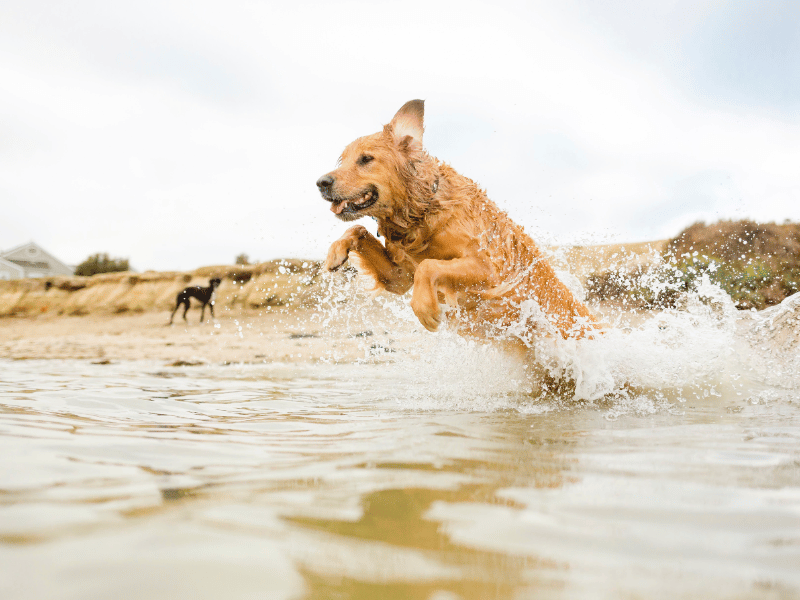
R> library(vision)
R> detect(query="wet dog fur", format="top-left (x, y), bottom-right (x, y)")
top-left (317, 100), bottom-right (601, 342)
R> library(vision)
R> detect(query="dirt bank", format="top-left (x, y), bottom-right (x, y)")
top-left (586, 220), bottom-right (800, 310)
top-left (0, 259), bottom-right (323, 319)
top-left (664, 220), bottom-right (800, 308)
top-left (0, 244), bottom-right (668, 320)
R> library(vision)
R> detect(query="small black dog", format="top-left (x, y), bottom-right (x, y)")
top-left (169, 277), bottom-right (221, 324)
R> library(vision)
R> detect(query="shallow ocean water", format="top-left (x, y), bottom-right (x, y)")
top-left (1, 346), bottom-right (799, 599)
top-left (1, 289), bottom-right (800, 599)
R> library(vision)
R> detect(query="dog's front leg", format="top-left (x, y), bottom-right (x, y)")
top-left (411, 256), bottom-right (494, 332)
top-left (326, 225), bottom-right (413, 294)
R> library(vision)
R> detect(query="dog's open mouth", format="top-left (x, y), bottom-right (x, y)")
top-left (328, 186), bottom-right (378, 220)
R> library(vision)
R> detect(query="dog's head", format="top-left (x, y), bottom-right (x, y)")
top-left (209, 277), bottom-right (221, 288)
top-left (316, 100), bottom-right (426, 222)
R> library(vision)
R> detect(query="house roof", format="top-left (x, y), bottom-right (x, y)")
top-left (1, 241), bottom-right (74, 275)
top-left (0, 256), bottom-right (25, 275)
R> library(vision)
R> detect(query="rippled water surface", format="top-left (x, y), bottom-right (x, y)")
top-left (1, 343), bottom-right (799, 600)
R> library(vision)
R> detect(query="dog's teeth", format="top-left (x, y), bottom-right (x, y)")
top-left (351, 191), bottom-right (372, 206)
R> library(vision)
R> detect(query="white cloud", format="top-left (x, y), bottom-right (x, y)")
top-left (1, 0), bottom-right (798, 270)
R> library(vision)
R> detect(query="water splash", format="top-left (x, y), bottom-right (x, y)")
top-left (314, 262), bottom-right (800, 412)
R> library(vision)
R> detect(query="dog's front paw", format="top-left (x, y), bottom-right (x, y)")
top-left (411, 294), bottom-right (442, 332)
top-left (417, 308), bottom-right (442, 332)
top-left (325, 239), bottom-right (351, 271)
top-left (326, 226), bottom-right (368, 271)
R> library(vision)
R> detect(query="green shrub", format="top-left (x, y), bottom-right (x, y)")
top-left (74, 253), bottom-right (130, 277)
top-left (671, 253), bottom-right (776, 309)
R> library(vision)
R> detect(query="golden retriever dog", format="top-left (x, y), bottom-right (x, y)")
top-left (316, 100), bottom-right (601, 342)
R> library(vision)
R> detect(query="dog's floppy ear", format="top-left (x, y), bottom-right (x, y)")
top-left (387, 99), bottom-right (424, 153)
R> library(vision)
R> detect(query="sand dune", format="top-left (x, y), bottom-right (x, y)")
top-left (0, 243), bottom-right (668, 320)
top-left (0, 259), bottom-right (321, 319)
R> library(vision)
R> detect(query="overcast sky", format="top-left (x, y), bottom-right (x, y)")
top-left (1, 0), bottom-right (798, 271)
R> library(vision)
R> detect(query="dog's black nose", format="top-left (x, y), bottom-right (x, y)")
top-left (316, 174), bottom-right (334, 190)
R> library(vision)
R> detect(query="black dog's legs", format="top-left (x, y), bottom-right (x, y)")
top-left (200, 303), bottom-right (206, 323)
top-left (170, 299), bottom-right (185, 325)
top-left (182, 300), bottom-right (190, 322)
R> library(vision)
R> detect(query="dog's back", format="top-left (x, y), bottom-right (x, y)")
top-left (445, 169), bottom-right (599, 338)
top-left (177, 285), bottom-right (209, 303)
top-left (354, 160), bottom-right (600, 339)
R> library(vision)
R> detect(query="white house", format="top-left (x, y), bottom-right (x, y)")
top-left (0, 257), bottom-right (25, 280)
top-left (0, 242), bottom-right (74, 279)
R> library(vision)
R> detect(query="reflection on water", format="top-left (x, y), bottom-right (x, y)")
top-left (1, 356), bottom-right (799, 600)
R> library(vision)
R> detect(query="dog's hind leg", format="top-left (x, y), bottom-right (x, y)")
top-left (169, 303), bottom-right (179, 325)
top-left (199, 303), bottom-right (206, 324)
top-left (170, 295), bottom-right (186, 325)
top-left (181, 300), bottom-right (190, 323)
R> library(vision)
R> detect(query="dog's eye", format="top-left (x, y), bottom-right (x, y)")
top-left (358, 155), bottom-right (374, 165)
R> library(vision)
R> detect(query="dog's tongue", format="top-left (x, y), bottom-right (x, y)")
top-left (331, 201), bottom-right (348, 215)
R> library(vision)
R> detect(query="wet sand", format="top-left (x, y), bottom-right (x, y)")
top-left (0, 305), bottom-right (416, 365)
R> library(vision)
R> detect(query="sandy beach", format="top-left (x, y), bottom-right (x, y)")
top-left (0, 305), bottom-right (419, 365)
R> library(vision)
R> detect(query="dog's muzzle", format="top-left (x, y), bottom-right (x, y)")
top-left (316, 175), bottom-right (378, 221)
